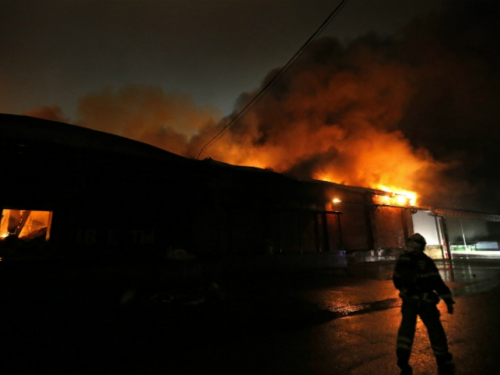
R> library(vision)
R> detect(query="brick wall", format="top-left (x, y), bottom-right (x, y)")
top-left (374, 206), bottom-right (406, 249)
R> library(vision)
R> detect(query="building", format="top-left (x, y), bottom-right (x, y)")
top-left (1, 114), bottom-right (499, 272)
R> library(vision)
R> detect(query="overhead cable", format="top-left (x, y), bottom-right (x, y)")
top-left (197, 0), bottom-right (350, 160)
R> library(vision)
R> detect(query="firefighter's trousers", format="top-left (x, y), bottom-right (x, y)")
top-left (396, 297), bottom-right (450, 366)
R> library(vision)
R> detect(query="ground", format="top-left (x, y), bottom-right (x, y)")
top-left (1, 256), bottom-right (500, 374)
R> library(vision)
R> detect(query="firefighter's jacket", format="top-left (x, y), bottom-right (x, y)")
top-left (393, 251), bottom-right (453, 304)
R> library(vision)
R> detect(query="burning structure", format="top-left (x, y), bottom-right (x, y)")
top-left (1, 114), bottom-right (499, 271)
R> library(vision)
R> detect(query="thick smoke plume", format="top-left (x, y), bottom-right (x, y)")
top-left (186, 37), bottom-right (449, 207)
top-left (26, 1), bottom-right (500, 211)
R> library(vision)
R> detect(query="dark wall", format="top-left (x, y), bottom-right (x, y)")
top-left (1, 115), bottom-right (414, 261)
top-left (374, 207), bottom-right (406, 249)
top-left (0, 129), bottom-right (200, 259)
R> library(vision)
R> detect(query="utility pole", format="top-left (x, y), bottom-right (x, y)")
top-left (460, 219), bottom-right (468, 251)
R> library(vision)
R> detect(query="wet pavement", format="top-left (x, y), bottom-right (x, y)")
top-left (3, 256), bottom-right (500, 374)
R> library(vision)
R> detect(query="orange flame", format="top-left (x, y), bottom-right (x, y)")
top-left (25, 40), bottom-right (447, 208)
top-left (377, 185), bottom-right (418, 206)
top-left (318, 174), bottom-right (418, 207)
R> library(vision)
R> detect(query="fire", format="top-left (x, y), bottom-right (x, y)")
top-left (29, 38), bottom-right (447, 208)
top-left (319, 175), bottom-right (418, 207)
top-left (378, 185), bottom-right (418, 207)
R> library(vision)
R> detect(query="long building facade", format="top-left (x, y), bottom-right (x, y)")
top-left (1, 114), bottom-right (499, 271)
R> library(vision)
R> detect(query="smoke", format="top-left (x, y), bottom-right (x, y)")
top-left (24, 106), bottom-right (69, 124)
top-left (188, 2), bottom-right (500, 210)
top-left (186, 36), bottom-right (450, 206)
top-left (397, 0), bottom-right (500, 210)
top-left (75, 85), bottom-right (221, 156)
top-left (25, 1), bottom-right (500, 211)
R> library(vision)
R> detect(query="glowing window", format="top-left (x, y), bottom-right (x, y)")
top-left (0, 209), bottom-right (53, 241)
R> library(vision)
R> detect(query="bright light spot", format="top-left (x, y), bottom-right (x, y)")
top-left (378, 185), bottom-right (418, 206)
top-left (396, 195), bottom-right (407, 204)
top-left (333, 198), bottom-right (341, 203)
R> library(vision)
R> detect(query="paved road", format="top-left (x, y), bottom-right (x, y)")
top-left (170, 258), bottom-right (500, 375)
top-left (3, 257), bottom-right (500, 374)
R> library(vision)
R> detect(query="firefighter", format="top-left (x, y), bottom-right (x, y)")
top-left (393, 233), bottom-right (455, 375)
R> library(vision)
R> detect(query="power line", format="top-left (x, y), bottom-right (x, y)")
top-left (197, 0), bottom-right (350, 160)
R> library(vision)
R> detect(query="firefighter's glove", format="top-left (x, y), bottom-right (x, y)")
top-left (445, 300), bottom-right (455, 315)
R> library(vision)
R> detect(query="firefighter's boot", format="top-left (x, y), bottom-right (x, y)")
top-left (399, 364), bottom-right (413, 375)
top-left (397, 348), bottom-right (412, 375)
top-left (437, 352), bottom-right (454, 374)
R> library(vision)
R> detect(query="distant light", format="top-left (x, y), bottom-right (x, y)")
top-left (333, 198), bottom-right (341, 203)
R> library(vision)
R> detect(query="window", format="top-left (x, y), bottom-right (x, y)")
top-left (0, 209), bottom-right (53, 241)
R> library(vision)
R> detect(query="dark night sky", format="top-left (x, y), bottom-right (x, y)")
top-left (0, 0), bottom-right (440, 116)
top-left (2, 0), bottom-right (500, 212)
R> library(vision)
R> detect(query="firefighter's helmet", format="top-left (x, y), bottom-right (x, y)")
top-left (407, 233), bottom-right (427, 249)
